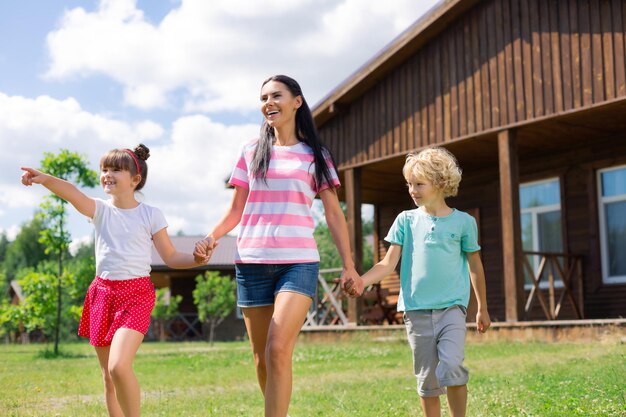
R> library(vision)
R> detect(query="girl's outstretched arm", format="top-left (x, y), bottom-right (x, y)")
top-left (21, 167), bottom-right (96, 218)
top-left (153, 228), bottom-right (205, 268)
top-left (319, 188), bottom-right (364, 297)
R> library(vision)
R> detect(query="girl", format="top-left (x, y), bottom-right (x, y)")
top-left (21, 144), bottom-right (207, 417)
top-left (194, 75), bottom-right (363, 417)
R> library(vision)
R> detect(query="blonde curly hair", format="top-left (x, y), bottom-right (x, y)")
top-left (402, 147), bottom-right (462, 197)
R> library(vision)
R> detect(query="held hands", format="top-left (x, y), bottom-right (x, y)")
top-left (193, 236), bottom-right (217, 265)
top-left (21, 167), bottom-right (47, 186)
top-left (476, 308), bottom-right (491, 333)
top-left (340, 267), bottom-right (364, 298)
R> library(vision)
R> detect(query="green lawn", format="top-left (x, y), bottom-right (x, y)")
top-left (0, 333), bottom-right (624, 416)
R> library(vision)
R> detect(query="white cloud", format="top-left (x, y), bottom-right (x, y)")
top-left (45, 0), bottom-right (441, 112)
top-left (0, 91), bottom-right (257, 239)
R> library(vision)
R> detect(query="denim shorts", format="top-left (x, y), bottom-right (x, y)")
top-left (235, 262), bottom-right (319, 307)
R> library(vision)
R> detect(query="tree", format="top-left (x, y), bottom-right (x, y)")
top-left (2, 218), bottom-right (49, 284)
top-left (192, 271), bottom-right (236, 344)
top-left (151, 288), bottom-right (182, 341)
top-left (35, 150), bottom-right (98, 355)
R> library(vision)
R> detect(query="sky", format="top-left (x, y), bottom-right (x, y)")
top-left (0, 0), bottom-right (441, 250)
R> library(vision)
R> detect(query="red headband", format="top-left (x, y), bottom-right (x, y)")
top-left (125, 149), bottom-right (141, 175)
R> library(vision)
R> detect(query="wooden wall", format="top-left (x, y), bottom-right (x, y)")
top-left (319, 0), bottom-right (626, 169)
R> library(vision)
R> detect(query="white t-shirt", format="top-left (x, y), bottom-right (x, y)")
top-left (92, 198), bottom-right (168, 280)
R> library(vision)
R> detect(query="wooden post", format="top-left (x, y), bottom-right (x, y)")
top-left (498, 129), bottom-right (525, 322)
top-left (344, 168), bottom-right (363, 324)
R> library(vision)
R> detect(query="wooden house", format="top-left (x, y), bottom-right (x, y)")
top-left (313, 0), bottom-right (626, 323)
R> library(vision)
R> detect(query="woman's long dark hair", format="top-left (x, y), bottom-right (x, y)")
top-left (250, 75), bottom-right (336, 191)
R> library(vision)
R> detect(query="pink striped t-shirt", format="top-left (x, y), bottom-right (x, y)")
top-left (229, 139), bottom-right (341, 264)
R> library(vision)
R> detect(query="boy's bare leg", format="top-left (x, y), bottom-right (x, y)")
top-left (446, 385), bottom-right (467, 417)
top-left (420, 396), bottom-right (441, 417)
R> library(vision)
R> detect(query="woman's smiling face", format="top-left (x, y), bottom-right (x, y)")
top-left (260, 80), bottom-right (301, 128)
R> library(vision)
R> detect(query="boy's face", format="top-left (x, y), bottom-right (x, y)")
top-left (406, 176), bottom-right (443, 207)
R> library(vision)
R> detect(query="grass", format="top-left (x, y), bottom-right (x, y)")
top-left (0, 333), bottom-right (624, 416)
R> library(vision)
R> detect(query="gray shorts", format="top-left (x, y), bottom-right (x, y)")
top-left (404, 305), bottom-right (469, 397)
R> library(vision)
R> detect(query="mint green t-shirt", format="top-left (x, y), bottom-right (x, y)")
top-left (384, 208), bottom-right (480, 312)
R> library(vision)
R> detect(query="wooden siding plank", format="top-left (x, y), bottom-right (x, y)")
top-left (392, 70), bottom-right (401, 155)
top-left (399, 65), bottom-right (407, 153)
top-left (448, 26), bottom-right (459, 139)
top-left (520, 0), bottom-right (535, 118)
top-left (479, 5), bottom-right (492, 129)
top-left (420, 52), bottom-right (429, 147)
top-left (404, 63), bottom-right (413, 152)
top-left (529, 0), bottom-right (544, 117)
top-left (487, 1), bottom-right (501, 127)
top-left (411, 55), bottom-right (422, 150)
top-left (612, 0), bottom-right (626, 96)
top-left (570, 0), bottom-right (583, 107)
top-left (386, 76), bottom-right (394, 156)
top-left (590, 0), bottom-right (605, 102)
top-left (442, 33), bottom-right (452, 142)
top-left (549, 0), bottom-right (564, 113)
top-left (463, 17), bottom-right (477, 134)
top-left (511, 0), bottom-right (526, 121)
top-left (471, 9), bottom-right (484, 131)
top-left (365, 91), bottom-right (374, 161)
top-left (602, 0), bottom-right (616, 100)
top-left (375, 83), bottom-right (384, 159)
top-left (560, 0), bottom-right (574, 111)
top-left (427, 44), bottom-right (436, 144)
top-left (579, 0), bottom-right (594, 106)
top-left (434, 42), bottom-right (444, 143)
top-left (540, 0), bottom-right (554, 115)
top-left (456, 26), bottom-right (468, 136)
top-left (496, 0), bottom-right (512, 125)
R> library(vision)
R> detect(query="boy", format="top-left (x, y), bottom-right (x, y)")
top-left (358, 147), bottom-right (490, 417)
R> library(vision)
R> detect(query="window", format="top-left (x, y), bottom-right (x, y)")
top-left (520, 178), bottom-right (563, 287)
top-left (598, 165), bottom-right (626, 284)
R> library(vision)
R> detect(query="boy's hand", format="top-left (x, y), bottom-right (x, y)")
top-left (21, 167), bottom-right (47, 186)
top-left (476, 309), bottom-right (491, 333)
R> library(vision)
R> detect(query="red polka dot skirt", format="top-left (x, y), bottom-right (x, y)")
top-left (78, 276), bottom-right (156, 347)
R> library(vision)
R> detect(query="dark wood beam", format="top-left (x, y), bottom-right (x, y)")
top-left (498, 129), bottom-right (525, 322)
top-left (344, 168), bottom-right (363, 324)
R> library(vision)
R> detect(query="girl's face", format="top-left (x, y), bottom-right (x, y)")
top-left (100, 166), bottom-right (140, 195)
top-left (260, 80), bottom-right (302, 129)
top-left (406, 176), bottom-right (443, 207)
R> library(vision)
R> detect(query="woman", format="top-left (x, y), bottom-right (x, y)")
top-left (194, 75), bottom-right (363, 417)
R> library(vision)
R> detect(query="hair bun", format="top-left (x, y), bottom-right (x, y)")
top-left (134, 143), bottom-right (150, 161)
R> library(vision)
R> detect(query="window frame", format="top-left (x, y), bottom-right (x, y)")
top-left (520, 177), bottom-right (563, 289)
top-left (597, 164), bottom-right (626, 284)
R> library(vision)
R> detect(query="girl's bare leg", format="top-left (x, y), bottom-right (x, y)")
top-left (108, 328), bottom-right (144, 417)
top-left (94, 345), bottom-right (124, 417)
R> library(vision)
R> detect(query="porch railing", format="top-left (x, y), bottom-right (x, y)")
top-left (522, 251), bottom-right (584, 320)
top-left (304, 268), bottom-right (350, 327)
